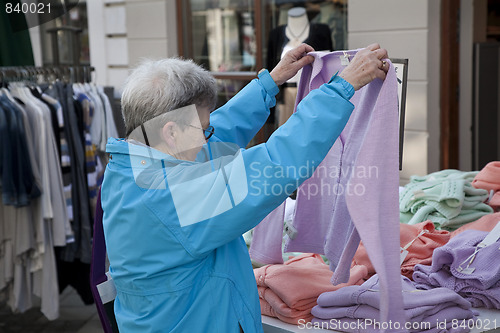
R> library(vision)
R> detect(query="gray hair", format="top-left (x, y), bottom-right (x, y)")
top-left (121, 58), bottom-right (217, 136)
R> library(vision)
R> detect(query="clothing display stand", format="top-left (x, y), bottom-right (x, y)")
top-left (0, 24), bottom-right (94, 84)
top-left (389, 58), bottom-right (408, 170)
top-left (0, 65), bottom-right (94, 84)
top-left (0, 61), bottom-right (109, 322)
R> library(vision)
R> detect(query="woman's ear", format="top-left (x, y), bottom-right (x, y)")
top-left (161, 121), bottom-right (177, 148)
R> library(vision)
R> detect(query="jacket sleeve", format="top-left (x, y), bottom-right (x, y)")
top-left (175, 75), bottom-right (355, 258)
top-left (209, 70), bottom-right (278, 148)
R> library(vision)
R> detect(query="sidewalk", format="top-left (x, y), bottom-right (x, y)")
top-left (0, 286), bottom-right (103, 333)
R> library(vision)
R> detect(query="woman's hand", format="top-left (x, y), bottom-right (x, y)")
top-left (270, 43), bottom-right (315, 86)
top-left (339, 43), bottom-right (389, 91)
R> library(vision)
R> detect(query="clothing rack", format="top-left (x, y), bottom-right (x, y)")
top-left (0, 61), bottom-right (120, 320)
top-left (0, 65), bottom-right (95, 85)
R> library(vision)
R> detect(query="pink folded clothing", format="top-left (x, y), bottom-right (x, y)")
top-left (258, 287), bottom-right (314, 324)
top-left (351, 221), bottom-right (450, 280)
top-left (450, 212), bottom-right (500, 238)
top-left (254, 253), bottom-right (364, 324)
top-left (472, 161), bottom-right (500, 209)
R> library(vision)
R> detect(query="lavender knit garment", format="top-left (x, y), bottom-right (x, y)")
top-left (312, 275), bottom-right (476, 333)
top-left (311, 308), bottom-right (472, 333)
top-left (250, 50), bottom-right (404, 331)
top-left (249, 201), bottom-right (285, 264)
top-left (413, 229), bottom-right (500, 309)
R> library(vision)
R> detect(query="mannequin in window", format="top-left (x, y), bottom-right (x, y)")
top-left (267, 7), bottom-right (333, 126)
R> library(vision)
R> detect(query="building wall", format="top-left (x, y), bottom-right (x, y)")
top-left (88, 0), bottom-right (129, 92)
top-left (125, 0), bottom-right (178, 66)
top-left (87, 0), bottom-right (178, 93)
top-left (348, 0), bottom-right (441, 184)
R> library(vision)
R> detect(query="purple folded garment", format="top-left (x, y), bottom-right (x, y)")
top-left (312, 274), bottom-right (476, 332)
top-left (418, 306), bottom-right (475, 330)
top-left (461, 287), bottom-right (500, 308)
top-left (312, 302), bottom-right (468, 324)
top-left (316, 275), bottom-right (471, 311)
top-left (413, 229), bottom-right (500, 309)
top-left (414, 268), bottom-right (500, 309)
top-left (415, 230), bottom-right (500, 290)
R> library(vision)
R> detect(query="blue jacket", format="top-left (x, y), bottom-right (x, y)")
top-left (101, 72), bottom-right (354, 332)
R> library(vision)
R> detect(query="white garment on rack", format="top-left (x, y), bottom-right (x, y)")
top-left (87, 83), bottom-right (106, 149)
top-left (98, 86), bottom-right (119, 141)
top-left (10, 85), bottom-right (52, 219)
top-left (13, 86), bottom-right (69, 247)
top-left (1, 84), bottom-right (65, 320)
top-left (1, 88), bottom-right (42, 191)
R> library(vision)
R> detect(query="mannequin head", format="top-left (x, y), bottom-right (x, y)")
top-left (285, 7), bottom-right (310, 45)
top-left (288, 7), bottom-right (306, 18)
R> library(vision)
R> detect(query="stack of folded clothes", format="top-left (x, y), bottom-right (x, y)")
top-left (414, 228), bottom-right (500, 309)
top-left (351, 221), bottom-right (450, 280)
top-left (472, 161), bottom-right (500, 211)
top-left (399, 170), bottom-right (493, 230)
top-left (450, 212), bottom-right (500, 238)
top-left (312, 274), bottom-right (476, 333)
top-left (254, 253), bottom-right (365, 324)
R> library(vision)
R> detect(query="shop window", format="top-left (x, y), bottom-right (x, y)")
top-left (185, 0), bottom-right (257, 73)
top-left (178, 0), bottom-right (347, 141)
top-left (487, 0), bottom-right (500, 41)
top-left (264, 0), bottom-right (347, 69)
top-left (38, 0), bottom-right (89, 66)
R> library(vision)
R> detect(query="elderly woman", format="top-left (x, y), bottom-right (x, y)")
top-left (101, 43), bottom-right (388, 332)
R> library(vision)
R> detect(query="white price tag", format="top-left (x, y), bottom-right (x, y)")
top-left (284, 221), bottom-right (298, 240)
top-left (457, 266), bottom-right (476, 275)
top-left (400, 247), bottom-right (409, 265)
top-left (340, 55), bottom-right (350, 66)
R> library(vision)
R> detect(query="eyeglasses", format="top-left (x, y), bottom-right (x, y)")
top-left (188, 124), bottom-right (215, 140)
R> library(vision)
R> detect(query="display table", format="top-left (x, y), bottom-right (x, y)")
top-left (262, 309), bottom-right (500, 333)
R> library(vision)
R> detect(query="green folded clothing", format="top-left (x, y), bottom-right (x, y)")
top-left (400, 169), bottom-right (493, 230)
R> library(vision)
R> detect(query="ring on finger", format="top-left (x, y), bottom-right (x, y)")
top-left (381, 60), bottom-right (387, 68)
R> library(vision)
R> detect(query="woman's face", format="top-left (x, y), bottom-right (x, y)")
top-left (174, 105), bottom-right (211, 161)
